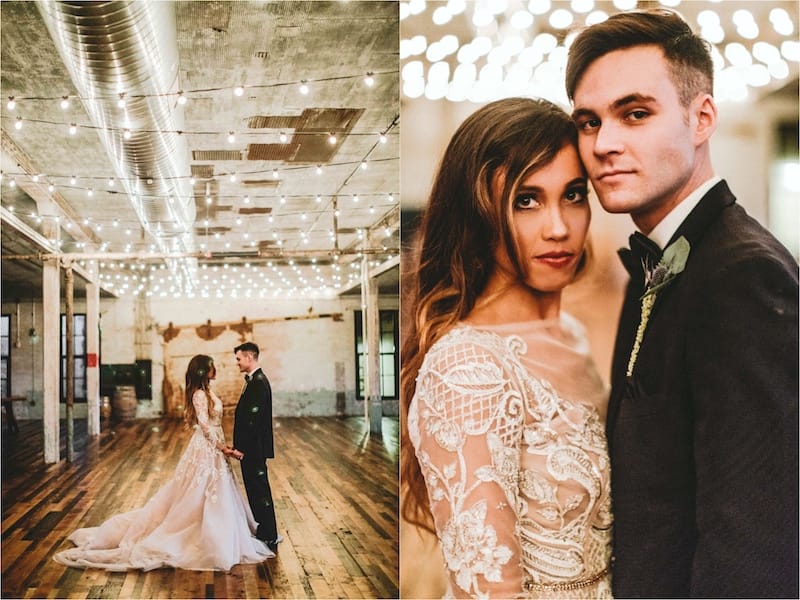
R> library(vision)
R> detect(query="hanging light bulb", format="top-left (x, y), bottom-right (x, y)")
top-left (123, 128), bottom-right (132, 139)
top-left (279, 132), bottom-right (288, 143)
top-left (14, 116), bottom-right (22, 130)
top-left (328, 132), bottom-right (337, 145)
top-left (88, 189), bottom-right (94, 197)
top-left (228, 131), bottom-right (236, 144)
top-left (190, 176), bottom-right (196, 185)
top-left (32, 174), bottom-right (40, 183)
top-left (361, 161), bottom-right (368, 170)
top-left (352, 194), bottom-right (359, 202)
top-left (60, 95), bottom-right (70, 110)
top-left (7, 96), bottom-right (15, 110)
top-left (243, 195), bottom-right (250, 204)
top-left (316, 194), bottom-right (322, 203)
top-left (177, 91), bottom-right (187, 105)
top-left (316, 165), bottom-right (323, 175)
top-left (108, 177), bottom-right (115, 187)
top-left (299, 80), bottom-right (309, 95)
top-left (364, 72), bottom-right (375, 87)
top-left (70, 175), bottom-right (77, 185)
top-left (48, 183), bottom-right (55, 192)
top-left (280, 195), bottom-right (286, 204)
top-left (272, 169), bottom-right (279, 179)
top-left (69, 122), bottom-right (77, 135)
top-left (9, 179), bottom-right (16, 188)
top-left (379, 133), bottom-right (387, 143)
top-left (234, 85), bottom-right (244, 97)
top-left (117, 93), bottom-right (126, 108)
top-left (229, 173), bottom-right (237, 182)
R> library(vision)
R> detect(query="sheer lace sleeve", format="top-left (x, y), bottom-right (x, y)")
top-left (411, 329), bottom-right (526, 599)
top-left (192, 389), bottom-right (223, 448)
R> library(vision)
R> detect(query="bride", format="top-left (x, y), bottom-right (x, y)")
top-left (54, 354), bottom-right (273, 571)
top-left (401, 97), bottom-right (612, 598)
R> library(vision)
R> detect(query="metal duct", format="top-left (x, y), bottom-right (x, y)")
top-left (36, 0), bottom-right (196, 282)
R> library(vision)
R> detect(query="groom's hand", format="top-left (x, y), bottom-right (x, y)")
top-left (231, 448), bottom-right (244, 460)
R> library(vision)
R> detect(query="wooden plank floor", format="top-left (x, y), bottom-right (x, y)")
top-left (1, 414), bottom-right (399, 599)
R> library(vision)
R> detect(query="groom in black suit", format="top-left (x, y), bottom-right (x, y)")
top-left (232, 342), bottom-right (280, 551)
top-left (566, 9), bottom-right (798, 598)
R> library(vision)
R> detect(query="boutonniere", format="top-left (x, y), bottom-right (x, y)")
top-left (626, 236), bottom-right (691, 377)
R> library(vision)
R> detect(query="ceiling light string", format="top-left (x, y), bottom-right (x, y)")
top-left (0, 156), bottom-right (399, 193)
top-left (2, 69), bottom-right (400, 106)
top-left (0, 114), bottom-right (402, 141)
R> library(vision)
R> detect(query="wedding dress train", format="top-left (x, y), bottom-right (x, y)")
top-left (53, 390), bottom-right (273, 571)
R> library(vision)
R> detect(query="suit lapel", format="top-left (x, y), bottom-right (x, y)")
top-left (607, 180), bottom-right (736, 438)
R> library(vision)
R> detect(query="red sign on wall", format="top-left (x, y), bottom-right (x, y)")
top-left (87, 353), bottom-right (98, 367)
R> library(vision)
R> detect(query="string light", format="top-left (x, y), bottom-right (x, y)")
top-left (233, 86), bottom-right (244, 97)
top-left (379, 133), bottom-right (387, 143)
top-left (227, 131), bottom-right (236, 144)
top-left (279, 132), bottom-right (288, 143)
top-left (69, 122), bottom-right (77, 135)
top-left (117, 93), bottom-right (126, 108)
top-left (299, 80), bottom-right (309, 95)
top-left (328, 133), bottom-right (337, 145)
top-left (60, 96), bottom-right (70, 110)
top-left (7, 96), bottom-right (15, 110)
top-left (123, 128), bottom-right (132, 139)
top-left (14, 116), bottom-right (22, 130)
top-left (364, 72), bottom-right (375, 86)
top-left (177, 91), bottom-right (187, 105)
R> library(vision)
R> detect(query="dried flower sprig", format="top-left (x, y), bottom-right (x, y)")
top-left (626, 236), bottom-right (691, 377)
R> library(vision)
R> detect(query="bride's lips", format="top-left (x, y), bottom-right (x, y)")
top-left (535, 252), bottom-right (576, 268)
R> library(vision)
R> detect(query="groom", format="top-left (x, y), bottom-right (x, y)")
top-left (566, 8), bottom-right (798, 598)
top-left (231, 342), bottom-right (281, 551)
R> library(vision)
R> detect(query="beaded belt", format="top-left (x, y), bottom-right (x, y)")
top-left (523, 567), bottom-right (609, 593)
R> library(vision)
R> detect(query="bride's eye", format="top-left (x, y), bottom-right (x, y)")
top-left (513, 193), bottom-right (540, 210)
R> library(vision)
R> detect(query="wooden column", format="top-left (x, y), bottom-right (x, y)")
top-left (64, 263), bottom-right (74, 462)
top-left (86, 282), bottom-right (101, 436)
top-left (42, 257), bottom-right (60, 464)
top-left (361, 257), bottom-right (382, 435)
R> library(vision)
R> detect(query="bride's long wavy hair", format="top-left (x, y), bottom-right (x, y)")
top-left (400, 97), bottom-right (588, 532)
top-left (184, 354), bottom-right (216, 429)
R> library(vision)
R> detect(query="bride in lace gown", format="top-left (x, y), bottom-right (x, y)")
top-left (54, 354), bottom-right (273, 571)
top-left (401, 98), bottom-right (612, 598)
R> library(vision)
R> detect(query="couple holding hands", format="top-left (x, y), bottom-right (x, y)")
top-left (402, 9), bottom-right (798, 599)
top-left (54, 342), bottom-right (281, 571)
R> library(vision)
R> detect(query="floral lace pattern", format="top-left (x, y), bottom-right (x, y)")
top-left (173, 390), bottom-right (231, 503)
top-left (409, 319), bottom-right (612, 599)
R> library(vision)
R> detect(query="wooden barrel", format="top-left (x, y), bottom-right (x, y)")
top-left (112, 386), bottom-right (137, 421)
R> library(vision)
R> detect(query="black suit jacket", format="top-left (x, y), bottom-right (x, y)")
top-left (608, 180), bottom-right (799, 598)
top-left (233, 368), bottom-right (274, 460)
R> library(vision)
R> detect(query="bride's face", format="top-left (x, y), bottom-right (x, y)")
top-left (493, 143), bottom-right (591, 294)
top-left (208, 363), bottom-right (216, 381)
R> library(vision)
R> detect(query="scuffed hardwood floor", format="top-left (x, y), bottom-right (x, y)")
top-left (1, 414), bottom-right (399, 599)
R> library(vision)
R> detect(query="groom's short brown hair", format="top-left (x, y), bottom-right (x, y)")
top-left (234, 341), bottom-right (259, 358)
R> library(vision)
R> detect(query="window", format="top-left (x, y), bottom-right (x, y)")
top-left (60, 314), bottom-right (87, 402)
top-left (1, 315), bottom-right (10, 398)
top-left (355, 310), bottom-right (399, 399)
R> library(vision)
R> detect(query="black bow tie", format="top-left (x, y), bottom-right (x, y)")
top-left (244, 374), bottom-right (251, 382)
top-left (619, 232), bottom-right (662, 279)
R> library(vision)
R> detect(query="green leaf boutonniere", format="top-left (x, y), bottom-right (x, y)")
top-left (626, 236), bottom-right (691, 378)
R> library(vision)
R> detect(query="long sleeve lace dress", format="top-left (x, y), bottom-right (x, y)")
top-left (53, 389), bottom-right (273, 571)
top-left (408, 315), bottom-right (613, 599)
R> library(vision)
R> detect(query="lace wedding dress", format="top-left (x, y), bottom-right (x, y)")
top-left (53, 389), bottom-right (273, 571)
top-left (408, 315), bottom-right (613, 599)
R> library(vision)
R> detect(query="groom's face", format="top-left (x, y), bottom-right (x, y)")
top-left (571, 45), bottom-right (701, 232)
top-left (235, 350), bottom-right (256, 373)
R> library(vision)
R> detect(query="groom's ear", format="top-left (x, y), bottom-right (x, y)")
top-left (692, 93), bottom-right (717, 146)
